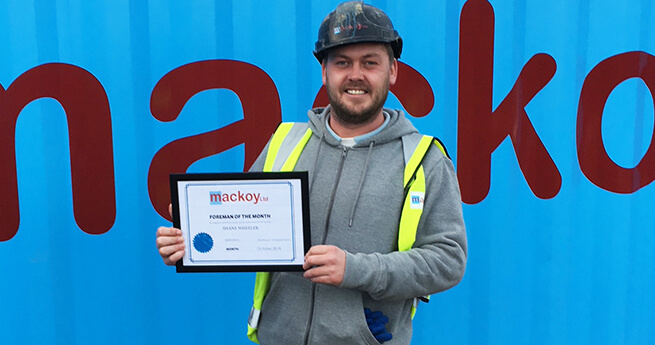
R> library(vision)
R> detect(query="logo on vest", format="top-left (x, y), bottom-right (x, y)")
top-left (409, 192), bottom-right (425, 210)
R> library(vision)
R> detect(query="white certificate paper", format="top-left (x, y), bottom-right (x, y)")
top-left (170, 172), bottom-right (310, 272)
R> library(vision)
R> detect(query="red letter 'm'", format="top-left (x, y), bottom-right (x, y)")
top-left (148, 60), bottom-right (281, 220)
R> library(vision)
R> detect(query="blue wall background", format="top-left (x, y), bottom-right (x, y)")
top-left (1, 0), bottom-right (654, 344)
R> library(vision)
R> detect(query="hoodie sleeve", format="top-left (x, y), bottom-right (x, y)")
top-left (339, 152), bottom-right (468, 300)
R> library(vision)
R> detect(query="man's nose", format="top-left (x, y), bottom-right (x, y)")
top-left (348, 63), bottom-right (364, 80)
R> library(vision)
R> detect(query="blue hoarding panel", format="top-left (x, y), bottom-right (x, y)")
top-left (0, 1), bottom-right (653, 344)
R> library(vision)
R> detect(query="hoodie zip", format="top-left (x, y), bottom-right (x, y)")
top-left (303, 145), bottom-right (349, 345)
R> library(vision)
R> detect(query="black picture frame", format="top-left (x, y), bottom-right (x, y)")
top-left (170, 171), bottom-right (311, 273)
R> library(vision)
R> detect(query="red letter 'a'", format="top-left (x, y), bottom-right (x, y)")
top-left (312, 62), bottom-right (434, 117)
top-left (148, 60), bottom-right (281, 220)
top-left (0, 63), bottom-right (116, 241)
top-left (578, 51), bottom-right (655, 193)
top-left (458, 0), bottom-right (561, 204)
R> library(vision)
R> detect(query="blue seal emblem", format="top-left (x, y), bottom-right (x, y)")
top-left (193, 232), bottom-right (214, 253)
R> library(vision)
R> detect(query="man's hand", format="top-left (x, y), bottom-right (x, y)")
top-left (302, 245), bottom-right (346, 286)
top-left (155, 203), bottom-right (185, 266)
top-left (156, 226), bottom-right (185, 265)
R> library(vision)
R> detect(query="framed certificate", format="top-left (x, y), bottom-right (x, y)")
top-left (170, 172), bottom-right (311, 272)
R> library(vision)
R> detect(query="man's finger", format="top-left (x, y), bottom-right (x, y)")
top-left (303, 260), bottom-right (341, 278)
top-left (303, 253), bottom-right (322, 270)
top-left (303, 267), bottom-right (339, 285)
top-left (156, 235), bottom-right (184, 250)
top-left (305, 245), bottom-right (331, 256)
top-left (303, 265), bottom-right (323, 278)
top-left (164, 249), bottom-right (185, 266)
top-left (158, 241), bottom-right (185, 257)
top-left (157, 226), bottom-right (181, 237)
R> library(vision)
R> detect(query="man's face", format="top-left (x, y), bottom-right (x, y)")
top-left (322, 43), bottom-right (398, 127)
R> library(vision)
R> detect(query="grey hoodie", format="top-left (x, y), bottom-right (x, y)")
top-left (249, 106), bottom-right (467, 345)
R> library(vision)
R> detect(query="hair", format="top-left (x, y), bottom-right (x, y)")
top-left (384, 43), bottom-right (395, 64)
top-left (383, 43), bottom-right (395, 63)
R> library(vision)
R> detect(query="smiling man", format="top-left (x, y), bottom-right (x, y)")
top-left (156, 1), bottom-right (467, 344)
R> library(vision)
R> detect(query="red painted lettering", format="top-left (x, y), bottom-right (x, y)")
top-left (577, 51), bottom-right (655, 193)
top-left (147, 60), bottom-right (281, 221)
top-left (0, 63), bottom-right (116, 241)
top-left (457, 0), bottom-right (562, 204)
top-left (2, 2), bottom-right (653, 244)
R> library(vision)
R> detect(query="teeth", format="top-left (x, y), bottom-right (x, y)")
top-left (346, 89), bottom-right (365, 95)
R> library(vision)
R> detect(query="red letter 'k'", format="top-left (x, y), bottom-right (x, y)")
top-left (457, 0), bottom-right (561, 204)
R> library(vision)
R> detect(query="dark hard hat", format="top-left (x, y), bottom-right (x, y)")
top-left (314, 1), bottom-right (403, 63)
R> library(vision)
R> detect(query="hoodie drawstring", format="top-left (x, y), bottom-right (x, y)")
top-left (309, 133), bottom-right (325, 194)
top-left (348, 141), bottom-right (374, 227)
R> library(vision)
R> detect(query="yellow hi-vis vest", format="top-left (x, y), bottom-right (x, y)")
top-left (247, 122), bottom-right (449, 344)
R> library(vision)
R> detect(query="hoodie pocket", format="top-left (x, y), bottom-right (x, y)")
top-left (310, 285), bottom-right (383, 345)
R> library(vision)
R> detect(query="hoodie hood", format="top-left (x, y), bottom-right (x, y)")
top-left (307, 105), bottom-right (419, 147)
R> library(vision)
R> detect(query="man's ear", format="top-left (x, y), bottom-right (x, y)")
top-left (322, 59), bottom-right (328, 86)
top-left (389, 58), bottom-right (398, 86)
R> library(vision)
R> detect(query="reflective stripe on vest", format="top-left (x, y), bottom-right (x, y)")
top-left (247, 122), bottom-right (446, 343)
top-left (247, 123), bottom-right (313, 344)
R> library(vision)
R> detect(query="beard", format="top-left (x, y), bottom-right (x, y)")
top-left (325, 78), bottom-right (390, 126)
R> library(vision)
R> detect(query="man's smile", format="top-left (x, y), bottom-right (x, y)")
top-left (345, 89), bottom-right (367, 95)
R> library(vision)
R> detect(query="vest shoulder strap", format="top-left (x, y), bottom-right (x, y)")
top-left (399, 133), bottom-right (435, 252)
top-left (263, 122), bottom-right (312, 172)
top-left (400, 133), bottom-right (450, 317)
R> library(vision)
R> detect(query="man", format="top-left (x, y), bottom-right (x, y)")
top-left (156, 1), bottom-right (467, 344)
